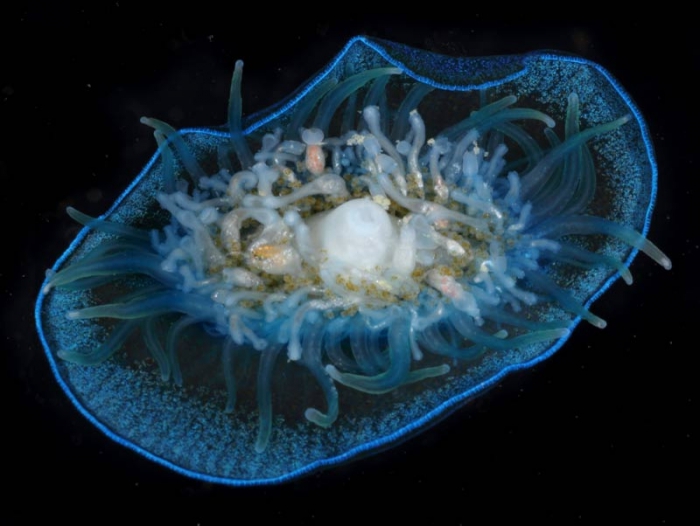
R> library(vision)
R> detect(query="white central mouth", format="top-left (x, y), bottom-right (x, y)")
top-left (313, 198), bottom-right (397, 272)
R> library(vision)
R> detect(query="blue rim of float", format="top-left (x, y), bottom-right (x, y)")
top-left (35, 35), bottom-right (658, 486)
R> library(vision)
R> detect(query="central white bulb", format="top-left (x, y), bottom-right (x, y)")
top-left (316, 198), bottom-right (396, 270)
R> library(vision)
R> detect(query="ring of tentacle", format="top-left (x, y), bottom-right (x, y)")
top-left (45, 63), bottom-right (671, 452)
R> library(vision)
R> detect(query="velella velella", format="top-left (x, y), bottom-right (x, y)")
top-left (34, 35), bottom-right (671, 485)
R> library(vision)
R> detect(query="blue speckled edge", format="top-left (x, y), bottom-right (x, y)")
top-left (34, 35), bottom-right (658, 486)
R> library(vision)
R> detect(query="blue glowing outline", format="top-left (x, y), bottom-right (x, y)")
top-left (35, 35), bottom-right (658, 485)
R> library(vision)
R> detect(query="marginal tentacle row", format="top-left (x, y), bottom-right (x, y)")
top-left (46, 63), bottom-right (671, 452)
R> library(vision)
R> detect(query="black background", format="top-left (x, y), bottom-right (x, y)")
top-left (3, 5), bottom-right (694, 525)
